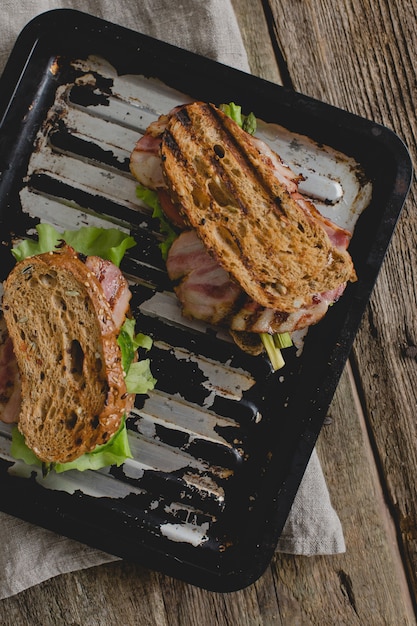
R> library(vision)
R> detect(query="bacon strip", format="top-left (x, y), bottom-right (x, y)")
top-left (167, 230), bottom-right (346, 334)
top-left (168, 230), bottom-right (242, 325)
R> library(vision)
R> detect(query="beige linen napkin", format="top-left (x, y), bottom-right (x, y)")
top-left (0, 0), bottom-right (345, 599)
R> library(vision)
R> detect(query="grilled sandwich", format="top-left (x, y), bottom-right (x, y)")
top-left (160, 103), bottom-right (356, 312)
top-left (130, 102), bottom-right (357, 364)
top-left (2, 244), bottom-right (134, 464)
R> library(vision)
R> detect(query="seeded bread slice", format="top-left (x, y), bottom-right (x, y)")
top-left (160, 102), bottom-right (356, 313)
top-left (2, 246), bottom-right (130, 464)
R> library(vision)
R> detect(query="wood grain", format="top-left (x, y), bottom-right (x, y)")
top-left (259, 0), bottom-right (417, 605)
top-left (261, 367), bottom-right (415, 625)
top-left (231, 0), bottom-right (282, 84)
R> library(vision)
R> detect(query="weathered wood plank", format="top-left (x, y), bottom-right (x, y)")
top-left (262, 0), bottom-right (417, 610)
top-left (231, 0), bottom-right (282, 84)
top-left (233, 0), bottom-right (417, 620)
top-left (255, 367), bottom-right (415, 625)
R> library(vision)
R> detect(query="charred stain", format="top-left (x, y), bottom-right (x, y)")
top-left (49, 120), bottom-right (130, 171)
top-left (69, 72), bottom-right (114, 107)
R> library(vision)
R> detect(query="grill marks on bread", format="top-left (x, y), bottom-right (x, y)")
top-left (160, 103), bottom-right (356, 312)
top-left (2, 246), bottom-right (130, 463)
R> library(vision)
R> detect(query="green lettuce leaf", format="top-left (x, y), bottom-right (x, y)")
top-left (125, 359), bottom-right (156, 395)
top-left (12, 224), bottom-right (136, 267)
top-left (11, 415), bottom-right (132, 474)
top-left (54, 415), bottom-right (132, 473)
top-left (117, 317), bottom-right (156, 394)
top-left (135, 185), bottom-right (178, 260)
top-left (10, 428), bottom-right (41, 467)
top-left (120, 318), bottom-right (156, 392)
top-left (219, 102), bottom-right (257, 135)
top-left (117, 317), bottom-right (153, 374)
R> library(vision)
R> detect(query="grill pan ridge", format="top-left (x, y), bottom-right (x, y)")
top-left (0, 10), bottom-right (412, 591)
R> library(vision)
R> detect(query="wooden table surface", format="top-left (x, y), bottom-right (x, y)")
top-left (1, 1), bottom-right (416, 624)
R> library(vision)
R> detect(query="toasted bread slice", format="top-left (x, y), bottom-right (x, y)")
top-left (160, 102), bottom-right (356, 312)
top-left (2, 246), bottom-right (130, 464)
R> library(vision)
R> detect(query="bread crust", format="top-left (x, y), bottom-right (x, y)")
top-left (160, 102), bottom-right (356, 312)
top-left (2, 246), bottom-right (131, 463)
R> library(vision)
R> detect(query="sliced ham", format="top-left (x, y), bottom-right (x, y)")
top-left (130, 138), bottom-right (166, 189)
top-left (85, 256), bottom-right (131, 330)
top-left (250, 134), bottom-right (301, 193)
top-left (293, 191), bottom-right (351, 250)
top-left (0, 316), bottom-right (21, 423)
top-left (249, 135), bottom-right (352, 250)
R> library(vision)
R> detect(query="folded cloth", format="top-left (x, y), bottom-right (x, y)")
top-left (0, 0), bottom-right (345, 600)
top-left (0, 0), bottom-right (250, 74)
top-left (276, 448), bottom-right (345, 555)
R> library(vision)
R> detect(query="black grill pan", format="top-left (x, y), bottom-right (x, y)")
top-left (0, 9), bottom-right (412, 591)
